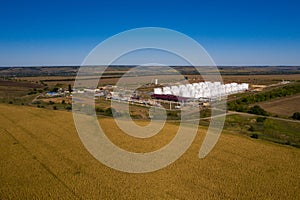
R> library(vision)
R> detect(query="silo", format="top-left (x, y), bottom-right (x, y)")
top-left (154, 88), bottom-right (162, 94)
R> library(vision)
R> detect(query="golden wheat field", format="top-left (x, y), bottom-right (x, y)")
top-left (0, 104), bottom-right (300, 199)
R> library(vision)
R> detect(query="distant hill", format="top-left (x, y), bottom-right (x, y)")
top-left (0, 65), bottom-right (299, 77)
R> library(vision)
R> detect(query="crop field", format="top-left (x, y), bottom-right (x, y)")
top-left (15, 76), bottom-right (120, 88)
top-left (258, 94), bottom-right (300, 117)
top-left (0, 85), bottom-right (29, 99)
top-left (0, 79), bottom-right (43, 101)
top-left (15, 73), bottom-right (300, 90)
top-left (0, 104), bottom-right (299, 199)
top-left (185, 74), bottom-right (300, 85)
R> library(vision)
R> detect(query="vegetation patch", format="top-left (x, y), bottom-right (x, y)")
top-left (224, 114), bottom-right (300, 147)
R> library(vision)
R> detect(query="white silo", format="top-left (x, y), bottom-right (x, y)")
top-left (163, 87), bottom-right (172, 95)
top-left (154, 88), bottom-right (162, 94)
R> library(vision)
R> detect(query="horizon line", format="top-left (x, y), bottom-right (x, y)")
top-left (1, 64), bottom-right (300, 68)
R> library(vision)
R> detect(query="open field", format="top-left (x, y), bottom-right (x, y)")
top-left (0, 86), bottom-right (29, 99)
top-left (0, 79), bottom-right (43, 101)
top-left (187, 74), bottom-right (300, 85)
top-left (15, 74), bottom-right (300, 90)
top-left (258, 94), bottom-right (300, 117)
top-left (0, 104), bottom-right (300, 199)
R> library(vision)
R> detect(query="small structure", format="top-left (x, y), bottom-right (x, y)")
top-left (46, 92), bottom-right (61, 97)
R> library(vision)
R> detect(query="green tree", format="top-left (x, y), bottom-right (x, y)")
top-left (248, 105), bottom-right (268, 116)
top-left (68, 84), bottom-right (72, 93)
top-left (250, 133), bottom-right (258, 139)
top-left (95, 107), bottom-right (105, 113)
top-left (248, 125), bottom-right (255, 132)
top-left (292, 112), bottom-right (300, 120)
top-left (52, 87), bottom-right (59, 92)
top-left (256, 117), bottom-right (266, 123)
top-left (65, 105), bottom-right (72, 111)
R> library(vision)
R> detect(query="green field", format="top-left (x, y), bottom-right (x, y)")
top-left (224, 114), bottom-right (300, 147)
top-left (0, 104), bottom-right (299, 199)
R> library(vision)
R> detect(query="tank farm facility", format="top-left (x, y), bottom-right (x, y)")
top-left (105, 81), bottom-right (249, 111)
top-left (153, 82), bottom-right (249, 101)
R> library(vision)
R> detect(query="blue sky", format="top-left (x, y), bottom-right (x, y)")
top-left (0, 0), bottom-right (299, 66)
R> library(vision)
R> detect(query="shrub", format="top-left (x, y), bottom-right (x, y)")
top-left (248, 105), bottom-right (268, 116)
top-left (256, 117), bottom-right (266, 123)
top-left (167, 111), bottom-right (177, 117)
top-left (65, 105), bottom-right (72, 111)
top-left (95, 107), bottom-right (105, 113)
top-left (33, 101), bottom-right (41, 104)
top-left (291, 112), bottom-right (300, 120)
top-left (53, 105), bottom-right (57, 110)
top-left (68, 84), bottom-right (72, 93)
top-left (248, 125), bottom-right (255, 132)
top-left (52, 87), bottom-right (59, 92)
top-left (167, 111), bottom-right (180, 120)
top-left (105, 107), bottom-right (113, 115)
top-left (250, 133), bottom-right (258, 139)
top-left (27, 90), bottom-right (37, 95)
top-left (105, 107), bottom-right (121, 117)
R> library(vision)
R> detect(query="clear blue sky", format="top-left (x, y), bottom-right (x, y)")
top-left (0, 0), bottom-right (300, 66)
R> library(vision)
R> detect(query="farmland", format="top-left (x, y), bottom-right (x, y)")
top-left (258, 94), bottom-right (300, 117)
top-left (0, 66), bottom-right (300, 199)
top-left (1, 104), bottom-right (300, 199)
top-left (0, 79), bottom-right (42, 99)
top-left (187, 74), bottom-right (300, 85)
top-left (15, 73), bottom-right (300, 87)
top-left (3, 65), bottom-right (299, 89)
